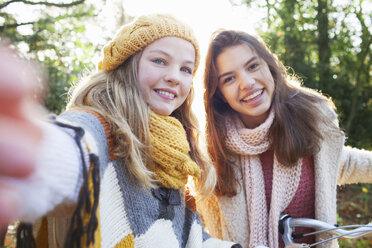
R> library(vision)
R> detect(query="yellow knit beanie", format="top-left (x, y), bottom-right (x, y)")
top-left (98, 13), bottom-right (200, 73)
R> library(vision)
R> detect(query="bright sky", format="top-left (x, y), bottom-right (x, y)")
top-left (88, 0), bottom-right (264, 52)
top-left (121, 0), bottom-right (262, 48)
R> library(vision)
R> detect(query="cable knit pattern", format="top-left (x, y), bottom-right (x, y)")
top-left (261, 151), bottom-right (316, 247)
top-left (225, 110), bottom-right (302, 248)
top-left (98, 14), bottom-right (200, 73)
top-left (55, 110), bottom-right (236, 248)
top-left (150, 112), bottom-right (201, 189)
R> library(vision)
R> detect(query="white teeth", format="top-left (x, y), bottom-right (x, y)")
top-left (157, 90), bottom-right (175, 98)
top-left (242, 89), bottom-right (263, 101)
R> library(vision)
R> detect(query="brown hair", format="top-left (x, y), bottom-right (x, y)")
top-left (204, 29), bottom-right (340, 196)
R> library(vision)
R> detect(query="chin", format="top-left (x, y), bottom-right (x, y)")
top-left (152, 109), bottom-right (172, 116)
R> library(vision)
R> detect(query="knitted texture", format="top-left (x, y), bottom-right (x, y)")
top-left (98, 14), bottom-right (200, 73)
top-left (149, 112), bottom-right (201, 189)
top-left (58, 110), bottom-right (237, 248)
top-left (260, 151), bottom-right (316, 248)
top-left (225, 110), bottom-right (302, 248)
top-left (199, 103), bottom-right (372, 248)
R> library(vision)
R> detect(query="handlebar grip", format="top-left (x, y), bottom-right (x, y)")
top-left (279, 214), bottom-right (291, 234)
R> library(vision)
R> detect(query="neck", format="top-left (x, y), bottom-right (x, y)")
top-left (239, 112), bottom-right (269, 129)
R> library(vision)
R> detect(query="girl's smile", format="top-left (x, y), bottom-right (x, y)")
top-left (241, 88), bottom-right (264, 104)
top-left (154, 88), bottom-right (177, 100)
top-left (217, 44), bottom-right (275, 128)
top-left (138, 37), bottom-right (195, 116)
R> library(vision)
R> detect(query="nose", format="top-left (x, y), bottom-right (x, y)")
top-left (239, 73), bottom-right (255, 90)
top-left (164, 66), bottom-right (181, 85)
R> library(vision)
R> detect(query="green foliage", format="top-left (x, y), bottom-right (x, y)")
top-left (337, 183), bottom-right (372, 246)
top-left (337, 184), bottom-right (372, 247)
top-left (243, 0), bottom-right (372, 149)
top-left (0, 0), bottom-right (100, 114)
top-left (339, 238), bottom-right (372, 248)
top-left (241, 1), bottom-right (372, 245)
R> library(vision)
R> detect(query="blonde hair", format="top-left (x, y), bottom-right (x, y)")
top-left (68, 52), bottom-right (156, 186)
top-left (68, 51), bottom-right (215, 196)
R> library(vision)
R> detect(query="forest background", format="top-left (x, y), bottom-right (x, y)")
top-left (0, 0), bottom-right (371, 247)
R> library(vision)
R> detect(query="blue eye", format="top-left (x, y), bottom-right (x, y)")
top-left (152, 58), bottom-right (166, 65)
top-left (181, 66), bottom-right (192, 74)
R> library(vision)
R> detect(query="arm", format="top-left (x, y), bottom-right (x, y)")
top-left (184, 191), bottom-right (241, 248)
top-left (319, 101), bottom-right (372, 185)
top-left (0, 44), bottom-right (89, 225)
top-left (199, 215), bottom-right (242, 248)
top-left (3, 119), bottom-right (87, 222)
top-left (338, 146), bottom-right (372, 185)
top-left (202, 239), bottom-right (242, 248)
top-left (0, 45), bottom-right (41, 227)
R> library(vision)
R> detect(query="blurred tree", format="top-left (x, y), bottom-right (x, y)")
top-left (240, 0), bottom-right (371, 148)
top-left (239, 1), bottom-right (372, 246)
top-left (317, 0), bottom-right (331, 89)
top-left (0, 0), bottom-right (100, 114)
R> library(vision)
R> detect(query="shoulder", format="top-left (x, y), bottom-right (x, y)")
top-left (317, 99), bottom-right (338, 121)
top-left (59, 107), bottom-right (117, 161)
top-left (59, 108), bottom-right (106, 133)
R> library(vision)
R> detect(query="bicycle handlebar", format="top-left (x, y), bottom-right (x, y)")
top-left (279, 214), bottom-right (372, 248)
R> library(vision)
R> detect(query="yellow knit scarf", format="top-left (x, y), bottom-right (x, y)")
top-left (149, 112), bottom-right (201, 189)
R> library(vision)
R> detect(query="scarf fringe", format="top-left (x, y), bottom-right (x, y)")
top-left (16, 223), bottom-right (36, 248)
top-left (64, 153), bottom-right (100, 248)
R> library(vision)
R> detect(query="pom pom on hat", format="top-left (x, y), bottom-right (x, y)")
top-left (98, 14), bottom-right (200, 73)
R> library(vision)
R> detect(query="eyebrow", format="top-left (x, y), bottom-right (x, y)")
top-left (217, 56), bottom-right (258, 81)
top-left (148, 50), bottom-right (195, 65)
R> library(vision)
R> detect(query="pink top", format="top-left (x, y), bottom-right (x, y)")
top-left (260, 150), bottom-right (316, 248)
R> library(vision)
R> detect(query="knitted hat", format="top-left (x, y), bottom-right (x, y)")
top-left (98, 14), bottom-right (200, 74)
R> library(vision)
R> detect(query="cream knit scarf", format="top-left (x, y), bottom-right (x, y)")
top-left (149, 112), bottom-right (201, 189)
top-left (225, 110), bottom-right (302, 248)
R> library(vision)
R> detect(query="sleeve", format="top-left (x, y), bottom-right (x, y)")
top-left (198, 200), bottom-right (242, 248)
top-left (337, 145), bottom-right (372, 185)
top-left (198, 194), bottom-right (229, 240)
top-left (184, 192), bottom-right (241, 248)
top-left (199, 212), bottom-right (241, 248)
top-left (202, 238), bottom-right (241, 248)
top-left (199, 216), bottom-right (242, 248)
top-left (4, 118), bottom-right (89, 223)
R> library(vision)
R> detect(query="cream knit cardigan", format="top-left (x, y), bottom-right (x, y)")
top-left (198, 106), bottom-right (372, 248)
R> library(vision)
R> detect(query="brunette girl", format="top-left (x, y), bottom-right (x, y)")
top-left (199, 29), bottom-right (372, 248)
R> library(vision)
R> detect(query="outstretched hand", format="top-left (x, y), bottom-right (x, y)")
top-left (0, 44), bottom-right (44, 227)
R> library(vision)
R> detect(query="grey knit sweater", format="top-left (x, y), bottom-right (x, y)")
top-left (13, 110), bottom-right (240, 248)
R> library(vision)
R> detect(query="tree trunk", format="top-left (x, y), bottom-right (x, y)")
top-left (345, 9), bottom-right (372, 133)
top-left (316, 0), bottom-right (331, 90)
top-left (345, 37), bottom-right (372, 133)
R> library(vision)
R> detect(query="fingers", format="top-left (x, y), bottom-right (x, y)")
top-left (0, 44), bottom-right (45, 120)
top-left (0, 46), bottom-right (33, 98)
top-left (0, 44), bottom-right (45, 226)
top-left (0, 187), bottom-right (19, 226)
top-left (0, 128), bottom-right (36, 178)
top-left (0, 118), bottom-right (39, 226)
top-left (0, 45), bottom-right (43, 178)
